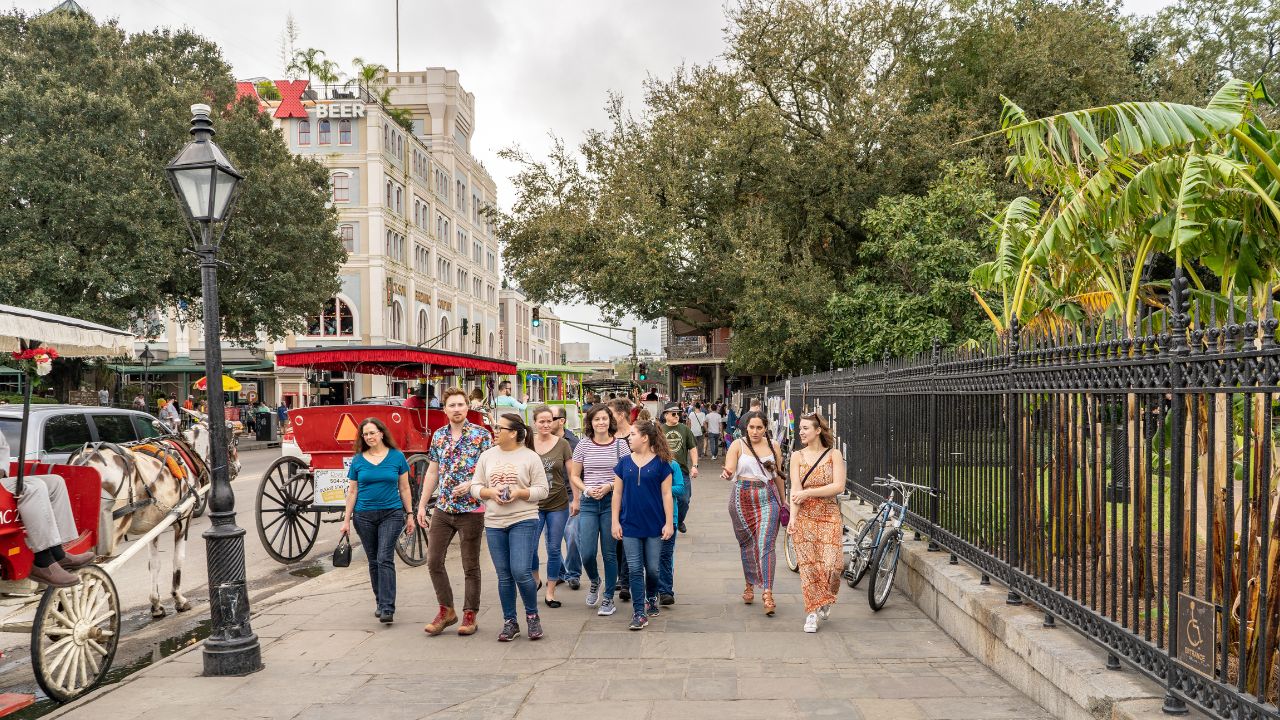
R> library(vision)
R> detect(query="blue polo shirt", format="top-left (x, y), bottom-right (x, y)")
top-left (613, 455), bottom-right (672, 538)
top-left (348, 449), bottom-right (410, 512)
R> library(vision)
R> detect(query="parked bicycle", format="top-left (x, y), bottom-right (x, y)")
top-left (842, 475), bottom-right (942, 610)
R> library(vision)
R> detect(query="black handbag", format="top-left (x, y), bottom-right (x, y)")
top-left (332, 531), bottom-right (352, 568)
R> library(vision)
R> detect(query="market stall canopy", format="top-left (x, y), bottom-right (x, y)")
top-left (0, 304), bottom-right (133, 357)
top-left (275, 345), bottom-right (517, 379)
top-left (193, 375), bottom-right (242, 391)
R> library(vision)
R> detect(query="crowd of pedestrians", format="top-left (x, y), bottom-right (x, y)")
top-left (339, 388), bottom-right (851, 640)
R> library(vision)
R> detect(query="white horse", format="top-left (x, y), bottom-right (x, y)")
top-left (181, 408), bottom-right (241, 480)
top-left (69, 442), bottom-right (196, 617)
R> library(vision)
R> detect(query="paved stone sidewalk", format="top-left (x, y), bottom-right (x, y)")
top-left (54, 458), bottom-right (1053, 720)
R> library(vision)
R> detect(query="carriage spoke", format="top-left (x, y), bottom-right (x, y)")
top-left (261, 512), bottom-right (288, 532)
top-left (87, 638), bottom-right (108, 656)
top-left (84, 645), bottom-right (101, 677)
top-left (296, 512), bottom-right (319, 531)
top-left (43, 627), bottom-right (74, 637)
top-left (268, 514), bottom-right (291, 546)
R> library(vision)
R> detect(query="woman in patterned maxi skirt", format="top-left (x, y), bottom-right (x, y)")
top-left (721, 411), bottom-right (784, 615)
top-left (788, 413), bottom-right (847, 632)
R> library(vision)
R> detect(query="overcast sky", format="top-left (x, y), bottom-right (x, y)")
top-left (17, 0), bottom-right (1176, 359)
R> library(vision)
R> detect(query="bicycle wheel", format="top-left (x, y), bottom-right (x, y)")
top-left (846, 517), bottom-right (881, 588)
top-left (395, 453), bottom-right (431, 567)
top-left (868, 528), bottom-right (902, 611)
top-left (784, 530), bottom-right (799, 572)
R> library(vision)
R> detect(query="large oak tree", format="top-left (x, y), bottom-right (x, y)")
top-left (0, 9), bottom-right (344, 342)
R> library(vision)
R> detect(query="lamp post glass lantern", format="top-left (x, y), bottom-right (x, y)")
top-left (165, 103), bottom-right (261, 677)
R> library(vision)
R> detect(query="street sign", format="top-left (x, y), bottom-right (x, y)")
top-left (1177, 592), bottom-right (1215, 679)
top-left (335, 413), bottom-right (358, 443)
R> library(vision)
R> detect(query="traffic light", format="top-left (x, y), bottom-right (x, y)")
top-left (460, 318), bottom-right (469, 336)
top-left (531, 307), bottom-right (541, 328)
top-left (638, 362), bottom-right (648, 381)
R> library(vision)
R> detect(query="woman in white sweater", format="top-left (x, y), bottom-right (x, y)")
top-left (470, 412), bottom-right (550, 641)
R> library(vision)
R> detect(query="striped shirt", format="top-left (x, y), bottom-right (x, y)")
top-left (572, 437), bottom-right (631, 490)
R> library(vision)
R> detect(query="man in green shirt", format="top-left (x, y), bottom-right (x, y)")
top-left (661, 403), bottom-right (697, 533)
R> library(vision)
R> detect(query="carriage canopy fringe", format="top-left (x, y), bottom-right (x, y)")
top-left (274, 345), bottom-right (518, 378)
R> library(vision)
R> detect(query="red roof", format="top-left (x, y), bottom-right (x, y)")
top-left (274, 80), bottom-right (310, 119)
top-left (275, 346), bottom-right (517, 378)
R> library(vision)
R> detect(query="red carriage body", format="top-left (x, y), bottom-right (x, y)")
top-left (257, 346), bottom-right (516, 564)
top-left (0, 462), bottom-right (102, 582)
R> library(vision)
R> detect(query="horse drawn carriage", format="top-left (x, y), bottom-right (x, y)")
top-left (0, 304), bottom-right (214, 710)
top-left (255, 346), bottom-right (515, 566)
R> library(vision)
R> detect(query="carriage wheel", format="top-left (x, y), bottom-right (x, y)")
top-left (395, 454), bottom-right (432, 567)
top-left (256, 456), bottom-right (319, 564)
top-left (32, 565), bottom-right (120, 703)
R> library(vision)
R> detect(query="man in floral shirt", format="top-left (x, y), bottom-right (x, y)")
top-left (417, 387), bottom-right (492, 636)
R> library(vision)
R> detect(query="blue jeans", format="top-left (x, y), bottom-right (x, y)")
top-left (622, 536), bottom-right (663, 615)
top-left (659, 534), bottom-right (676, 596)
top-left (532, 507), bottom-right (569, 582)
top-left (560, 511), bottom-right (582, 582)
top-left (576, 495), bottom-right (618, 598)
top-left (485, 519), bottom-right (540, 621)
top-left (352, 509), bottom-right (404, 615)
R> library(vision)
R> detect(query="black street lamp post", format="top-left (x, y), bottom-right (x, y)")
top-left (139, 345), bottom-right (154, 399)
top-left (165, 103), bottom-right (262, 677)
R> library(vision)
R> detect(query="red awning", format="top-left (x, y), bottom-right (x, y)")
top-left (274, 346), bottom-right (517, 379)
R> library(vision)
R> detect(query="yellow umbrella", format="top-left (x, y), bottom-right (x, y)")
top-left (193, 375), bottom-right (242, 392)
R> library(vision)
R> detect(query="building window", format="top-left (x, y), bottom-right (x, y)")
top-left (439, 316), bottom-right (450, 351)
top-left (318, 119), bottom-right (331, 145)
top-left (389, 301), bottom-right (404, 340)
top-left (339, 224), bottom-right (355, 253)
top-left (306, 296), bottom-right (355, 337)
top-left (298, 119), bottom-right (311, 145)
top-left (417, 309), bottom-right (429, 343)
top-left (331, 172), bottom-right (350, 203)
top-left (339, 119), bottom-right (352, 145)
top-left (395, 186), bottom-right (402, 215)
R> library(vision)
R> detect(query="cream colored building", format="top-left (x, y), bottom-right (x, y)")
top-left (498, 288), bottom-right (560, 365)
top-left (136, 70), bottom-right (502, 406)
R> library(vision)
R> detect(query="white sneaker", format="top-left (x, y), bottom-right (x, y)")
top-left (598, 598), bottom-right (617, 616)
top-left (804, 613), bottom-right (819, 633)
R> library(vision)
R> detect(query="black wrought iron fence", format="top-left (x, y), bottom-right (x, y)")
top-left (741, 272), bottom-right (1280, 720)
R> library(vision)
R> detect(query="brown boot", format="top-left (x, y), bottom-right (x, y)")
top-left (424, 606), bottom-right (457, 636)
top-left (29, 562), bottom-right (80, 588)
top-left (457, 609), bottom-right (478, 636)
top-left (59, 550), bottom-right (96, 570)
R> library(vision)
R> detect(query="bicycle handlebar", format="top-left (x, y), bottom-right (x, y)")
top-left (870, 476), bottom-right (943, 496)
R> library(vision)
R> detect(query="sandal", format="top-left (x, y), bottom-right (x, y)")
top-left (763, 590), bottom-right (776, 616)
top-left (742, 584), bottom-right (754, 604)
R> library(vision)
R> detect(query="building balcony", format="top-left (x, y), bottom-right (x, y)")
top-left (665, 340), bottom-right (730, 361)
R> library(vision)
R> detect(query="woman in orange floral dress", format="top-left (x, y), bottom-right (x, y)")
top-left (787, 413), bottom-right (847, 633)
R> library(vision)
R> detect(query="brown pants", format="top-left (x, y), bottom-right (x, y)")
top-left (427, 508), bottom-right (485, 611)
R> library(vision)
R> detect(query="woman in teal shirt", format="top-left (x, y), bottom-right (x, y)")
top-left (340, 417), bottom-right (415, 623)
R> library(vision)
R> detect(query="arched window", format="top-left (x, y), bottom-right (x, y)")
top-left (488, 333), bottom-right (495, 357)
top-left (330, 172), bottom-right (350, 203)
top-left (306, 297), bottom-right (355, 337)
top-left (339, 119), bottom-right (352, 144)
top-left (417, 309), bottom-right (429, 344)
top-left (389, 301), bottom-right (404, 340)
top-left (439, 316), bottom-right (450, 351)
top-left (318, 119), bottom-right (331, 145)
top-left (298, 119), bottom-right (311, 145)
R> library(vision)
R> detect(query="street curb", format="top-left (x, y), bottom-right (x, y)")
top-left (46, 551), bottom-right (367, 718)
top-left (840, 500), bottom-right (1208, 720)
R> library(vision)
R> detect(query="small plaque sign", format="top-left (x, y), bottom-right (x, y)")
top-left (1177, 592), bottom-right (1216, 678)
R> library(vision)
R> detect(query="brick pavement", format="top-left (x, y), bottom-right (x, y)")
top-left (53, 457), bottom-right (1054, 720)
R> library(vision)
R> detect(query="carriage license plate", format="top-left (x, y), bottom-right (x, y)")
top-left (314, 460), bottom-right (353, 507)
